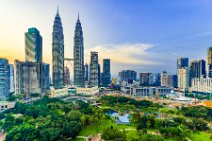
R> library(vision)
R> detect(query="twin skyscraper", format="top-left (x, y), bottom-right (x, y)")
top-left (52, 9), bottom-right (85, 88)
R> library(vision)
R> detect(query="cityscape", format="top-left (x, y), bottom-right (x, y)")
top-left (1, 1), bottom-right (212, 141)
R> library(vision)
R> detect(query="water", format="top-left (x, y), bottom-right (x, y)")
top-left (107, 110), bottom-right (130, 124)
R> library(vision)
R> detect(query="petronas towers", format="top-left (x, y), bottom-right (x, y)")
top-left (52, 9), bottom-right (64, 89)
top-left (74, 15), bottom-right (85, 87)
top-left (52, 9), bottom-right (84, 88)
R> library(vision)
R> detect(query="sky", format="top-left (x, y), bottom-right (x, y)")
top-left (1, 0), bottom-right (212, 77)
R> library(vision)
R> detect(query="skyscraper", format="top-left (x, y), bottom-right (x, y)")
top-left (9, 64), bottom-right (14, 93)
top-left (139, 72), bottom-right (151, 86)
top-left (190, 60), bottom-right (206, 79)
top-left (119, 70), bottom-right (137, 84)
top-left (52, 8), bottom-right (64, 89)
top-left (14, 60), bottom-right (49, 96)
top-left (89, 51), bottom-right (99, 87)
top-left (178, 67), bottom-right (189, 91)
top-left (74, 14), bottom-right (84, 87)
top-left (25, 27), bottom-right (42, 63)
top-left (207, 47), bottom-right (212, 78)
top-left (98, 64), bottom-right (101, 86)
top-left (102, 59), bottom-right (111, 85)
top-left (177, 58), bottom-right (189, 69)
top-left (189, 59), bottom-right (206, 86)
top-left (0, 58), bottom-right (10, 99)
top-left (160, 71), bottom-right (173, 87)
top-left (84, 63), bottom-right (89, 81)
top-left (64, 66), bottom-right (70, 85)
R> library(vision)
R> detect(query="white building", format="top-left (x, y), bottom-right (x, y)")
top-left (160, 71), bottom-right (173, 87)
top-left (191, 78), bottom-right (212, 94)
top-left (130, 86), bottom-right (173, 98)
top-left (177, 67), bottom-right (189, 91)
top-left (76, 86), bottom-right (99, 95)
top-left (0, 101), bottom-right (15, 112)
top-left (46, 87), bottom-right (68, 98)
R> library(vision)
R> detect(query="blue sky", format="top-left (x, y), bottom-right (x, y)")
top-left (1, 0), bottom-right (212, 77)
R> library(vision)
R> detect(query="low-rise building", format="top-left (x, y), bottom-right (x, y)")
top-left (0, 101), bottom-right (15, 112)
top-left (46, 87), bottom-right (68, 98)
top-left (76, 86), bottom-right (99, 95)
top-left (130, 86), bottom-right (173, 98)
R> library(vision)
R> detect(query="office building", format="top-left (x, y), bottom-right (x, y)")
top-left (14, 60), bottom-right (49, 96)
top-left (52, 9), bottom-right (64, 89)
top-left (84, 63), bottom-right (89, 81)
top-left (178, 67), bottom-right (189, 91)
top-left (25, 27), bottom-right (42, 63)
top-left (64, 66), bottom-right (70, 85)
top-left (89, 51), bottom-right (99, 87)
top-left (207, 47), bottom-right (212, 78)
top-left (74, 14), bottom-right (84, 87)
top-left (119, 70), bottom-right (137, 84)
top-left (190, 60), bottom-right (206, 79)
top-left (177, 58), bottom-right (189, 69)
top-left (160, 71), bottom-right (173, 87)
top-left (139, 72), bottom-right (151, 86)
top-left (0, 58), bottom-right (10, 99)
top-left (192, 78), bottom-right (212, 94)
top-left (102, 59), bottom-right (111, 85)
top-left (98, 64), bottom-right (101, 86)
top-left (9, 64), bottom-right (14, 93)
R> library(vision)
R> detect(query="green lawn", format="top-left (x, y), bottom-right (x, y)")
top-left (190, 132), bottom-right (212, 141)
top-left (79, 120), bottom-right (135, 136)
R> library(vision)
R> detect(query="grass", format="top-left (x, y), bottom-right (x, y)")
top-left (190, 131), bottom-right (212, 141)
top-left (79, 120), bottom-right (135, 137)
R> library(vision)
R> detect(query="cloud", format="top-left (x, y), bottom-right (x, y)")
top-left (85, 43), bottom-right (161, 65)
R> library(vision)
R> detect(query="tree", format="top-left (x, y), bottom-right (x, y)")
top-left (101, 126), bottom-right (126, 141)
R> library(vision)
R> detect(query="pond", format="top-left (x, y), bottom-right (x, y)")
top-left (107, 110), bottom-right (130, 124)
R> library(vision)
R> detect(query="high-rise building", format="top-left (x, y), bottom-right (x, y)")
top-left (74, 14), bottom-right (84, 87)
top-left (192, 78), bottom-right (212, 94)
top-left (139, 72), bottom-right (151, 86)
top-left (172, 74), bottom-right (178, 88)
top-left (64, 66), bottom-right (70, 85)
top-left (0, 58), bottom-right (10, 99)
top-left (190, 60), bottom-right (206, 79)
top-left (102, 59), bottom-right (111, 85)
top-left (177, 58), bottom-right (189, 69)
top-left (25, 27), bottom-right (42, 63)
top-left (178, 67), bottom-right (189, 91)
top-left (9, 64), bottom-right (14, 93)
top-left (119, 70), bottom-right (137, 84)
top-left (52, 9), bottom-right (64, 89)
top-left (98, 64), bottom-right (101, 86)
top-left (207, 47), bottom-right (212, 78)
top-left (41, 63), bottom-right (50, 89)
top-left (160, 71), bottom-right (173, 87)
top-left (14, 60), bottom-right (49, 96)
top-left (89, 51), bottom-right (99, 87)
top-left (84, 63), bottom-right (89, 81)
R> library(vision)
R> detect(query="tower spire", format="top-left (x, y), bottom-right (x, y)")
top-left (56, 5), bottom-right (59, 16)
top-left (78, 11), bottom-right (80, 19)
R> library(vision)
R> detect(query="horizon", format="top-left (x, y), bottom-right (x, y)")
top-left (1, 0), bottom-right (212, 76)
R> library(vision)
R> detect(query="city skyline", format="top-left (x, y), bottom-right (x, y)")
top-left (2, 1), bottom-right (212, 76)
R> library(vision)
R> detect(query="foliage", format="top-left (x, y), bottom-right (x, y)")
top-left (181, 106), bottom-right (212, 121)
top-left (1, 97), bottom-right (85, 141)
top-left (101, 126), bottom-right (127, 141)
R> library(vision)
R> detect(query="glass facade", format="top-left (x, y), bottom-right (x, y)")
top-left (0, 58), bottom-right (10, 99)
